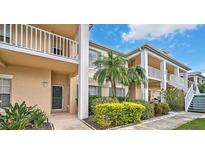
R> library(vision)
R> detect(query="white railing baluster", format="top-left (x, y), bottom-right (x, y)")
top-left (26, 25), bottom-right (28, 48)
top-left (60, 36), bottom-right (61, 55)
top-left (35, 29), bottom-right (37, 50)
top-left (21, 24), bottom-right (23, 47)
top-left (63, 38), bottom-right (65, 56)
top-left (1, 24), bottom-right (78, 60)
top-left (52, 35), bottom-right (54, 54)
top-left (15, 24), bottom-right (18, 45)
top-left (66, 39), bottom-right (68, 57)
top-left (3, 24), bottom-right (6, 43)
top-left (44, 32), bottom-right (46, 52)
top-left (56, 36), bottom-right (58, 54)
top-left (75, 42), bottom-right (77, 57)
top-left (30, 27), bottom-right (33, 49)
top-left (69, 41), bottom-right (71, 57)
top-left (10, 24), bottom-right (12, 44)
top-left (72, 41), bottom-right (74, 58)
top-left (49, 33), bottom-right (51, 53)
top-left (39, 30), bottom-right (42, 51)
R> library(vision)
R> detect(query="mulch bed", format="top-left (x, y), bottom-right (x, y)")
top-left (83, 116), bottom-right (112, 130)
top-left (25, 122), bottom-right (54, 130)
top-left (83, 116), bottom-right (140, 130)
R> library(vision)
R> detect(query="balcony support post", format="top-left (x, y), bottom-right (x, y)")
top-left (140, 50), bottom-right (148, 101)
top-left (183, 72), bottom-right (188, 91)
top-left (160, 60), bottom-right (167, 102)
top-left (78, 24), bottom-right (89, 119)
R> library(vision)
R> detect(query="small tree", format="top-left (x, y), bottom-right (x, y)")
top-left (161, 88), bottom-right (185, 111)
top-left (94, 52), bottom-right (128, 97)
top-left (123, 65), bottom-right (146, 98)
top-left (198, 83), bottom-right (205, 93)
top-left (94, 52), bottom-right (147, 98)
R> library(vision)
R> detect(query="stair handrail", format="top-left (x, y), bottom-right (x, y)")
top-left (185, 84), bottom-right (194, 111)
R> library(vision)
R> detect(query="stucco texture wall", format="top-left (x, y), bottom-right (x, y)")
top-left (0, 65), bottom-right (52, 115)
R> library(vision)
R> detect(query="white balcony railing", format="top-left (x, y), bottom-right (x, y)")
top-left (148, 66), bottom-right (162, 80)
top-left (167, 73), bottom-right (187, 90)
top-left (0, 24), bottom-right (78, 60)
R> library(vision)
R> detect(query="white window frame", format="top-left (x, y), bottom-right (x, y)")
top-left (0, 74), bottom-right (13, 108)
top-left (89, 50), bottom-right (100, 68)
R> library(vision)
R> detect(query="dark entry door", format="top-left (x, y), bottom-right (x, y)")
top-left (52, 86), bottom-right (63, 110)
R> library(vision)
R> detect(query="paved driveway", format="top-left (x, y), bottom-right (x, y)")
top-left (118, 112), bottom-right (205, 130)
top-left (48, 113), bottom-right (91, 130)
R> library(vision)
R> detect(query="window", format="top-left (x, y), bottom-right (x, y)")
top-left (0, 24), bottom-right (11, 43)
top-left (89, 50), bottom-right (100, 68)
top-left (89, 86), bottom-right (101, 96)
top-left (0, 78), bottom-right (11, 108)
top-left (109, 87), bottom-right (125, 97)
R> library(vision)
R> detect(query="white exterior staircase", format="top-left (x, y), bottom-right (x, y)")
top-left (185, 83), bottom-right (205, 113)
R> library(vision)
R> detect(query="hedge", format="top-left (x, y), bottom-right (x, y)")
top-left (136, 101), bottom-right (154, 120)
top-left (154, 102), bottom-right (170, 116)
top-left (95, 102), bottom-right (145, 127)
top-left (89, 96), bottom-right (118, 115)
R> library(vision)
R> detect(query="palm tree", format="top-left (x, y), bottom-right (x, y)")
top-left (123, 65), bottom-right (146, 98)
top-left (94, 52), bottom-right (147, 98)
top-left (94, 52), bottom-right (128, 97)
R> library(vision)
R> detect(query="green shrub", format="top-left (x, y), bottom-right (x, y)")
top-left (136, 101), bottom-right (154, 120)
top-left (89, 96), bottom-right (118, 115)
top-left (161, 88), bottom-right (185, 111)
top-left (95, 102), bottom-right (145, 127)
top-left (154, 102), bottom-right (170, 116)
top-left (116, 96), bottom-right (136, 102)
top-left (30, 109), bottom-right (47, 128)
top-left (0, 102), bottom-right (47, 130)
top-left (198, 83), bottom-right (205, 93)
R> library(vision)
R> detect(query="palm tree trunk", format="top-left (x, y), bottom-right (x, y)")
top-left (113, 81), bottom-right (117, 97)
top-left (111, 80), bottom-right (116, 97)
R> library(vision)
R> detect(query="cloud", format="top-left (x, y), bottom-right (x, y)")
top-left (122, 24), bottom-right (198, 42)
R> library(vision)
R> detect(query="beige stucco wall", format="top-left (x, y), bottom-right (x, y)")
top-left (51, 72), bottom-right (69, 112)
top-left (69, 75), bottom-right (78, 114)
top-left (0, 65), bottom-right (51, 115)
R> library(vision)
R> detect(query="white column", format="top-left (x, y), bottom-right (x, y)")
top-left (174, 67), bottom-right (180, 77)
top-left (140, 50), bottom-right (148, 101)
top-left (160, 60), bottom-right (167, 90)
top-left (160, 60), bottom-right (167, 102)
top-left (78, 24), bottom-right (89, 119)
top-left (194, 76), bottom-right (200, 93)
top-left (183, 71), bottom-right (188, 90)
top-left (174, 66), bottom-right (180, 87)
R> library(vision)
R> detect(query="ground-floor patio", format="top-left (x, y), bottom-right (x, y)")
top-left (118, 112), bottom-right (205, 130)
top-left (48, 112), bottom-right (91, 130)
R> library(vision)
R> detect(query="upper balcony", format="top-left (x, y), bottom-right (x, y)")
top-left (0, 24), bottom-right (78, 61)
top-left (0, 24), bottom-right (79, 74)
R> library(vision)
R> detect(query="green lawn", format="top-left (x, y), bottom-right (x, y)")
top-left (174, 118), bottom-right (205, 130)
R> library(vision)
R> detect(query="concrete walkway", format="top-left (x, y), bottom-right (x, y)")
top-left (48, 112), bottom-right (91, 130)
top-left (119, 112), bottom-right (205, 130)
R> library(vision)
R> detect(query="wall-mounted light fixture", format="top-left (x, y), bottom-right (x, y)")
top-left (42, 81), bottom-right (48, 88)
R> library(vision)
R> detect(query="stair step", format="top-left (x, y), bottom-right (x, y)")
top-left (190, 104), bottom-right (205, 107)
top-left (188, 110), bottom-right (205, 113)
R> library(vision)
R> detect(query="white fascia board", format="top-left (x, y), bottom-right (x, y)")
top-left (126, 52), bottom-right (141, 60)
top-left (0, 43), bottom-right (79, 64)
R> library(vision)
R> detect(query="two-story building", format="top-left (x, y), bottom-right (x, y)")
top-left (88, 42), bottom-right (191, 102)
top-left (0, 24), bottom-right (191, 120)
top-left (0, 24), bottom-right (90, 119)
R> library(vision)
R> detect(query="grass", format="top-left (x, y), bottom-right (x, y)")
top-left (174, 118), bottom-right (205, 130)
